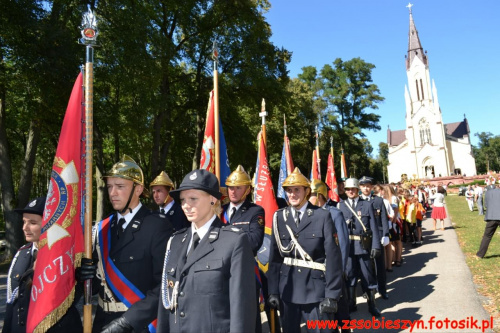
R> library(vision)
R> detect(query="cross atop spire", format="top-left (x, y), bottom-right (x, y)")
top-left (406, 2), bottom-right (413, 14)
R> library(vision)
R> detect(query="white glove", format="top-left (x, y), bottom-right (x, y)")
top-left (381, 236), bottom-right (390, 246)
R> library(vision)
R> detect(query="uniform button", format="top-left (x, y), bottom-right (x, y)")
top-left (180, 312), bottom-right (185, 318)
top-left (112, 259), bottom-right (116, 262)
top-left (312, 234), bottom-right (315, 237)
top-left (20, 321), bottom-right (24, 325)
top-left (298, 269), bottom-right (302, 273)
top-left (206, 265), bottom-right (210, 269)
top-left (20, 307), bottom-right (24, 311)
top-left (179, 291), bottom-right (184, 297)
top-left (182, 273), bottom-right (186, 277)
top-left (19, 293), bottom-right (23, 297)
top-left (130, 256), bottom-right (134, 260)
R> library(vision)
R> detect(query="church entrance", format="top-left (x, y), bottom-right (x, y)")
top-left (422, 157), bottom-right (435, 179)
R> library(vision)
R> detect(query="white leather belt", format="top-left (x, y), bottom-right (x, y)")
top-left (283, 257), bottom-right (326, 272)
top-left (98, 296), bottom-right (128, 312)
top-left (349, 235), bottom-right (361, 240)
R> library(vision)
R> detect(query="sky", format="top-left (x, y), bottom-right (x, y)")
top-left (263, 0), bottom-right (499, 157)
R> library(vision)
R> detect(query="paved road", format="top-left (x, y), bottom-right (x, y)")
top-left (1, 211), bottom-right (496, 332)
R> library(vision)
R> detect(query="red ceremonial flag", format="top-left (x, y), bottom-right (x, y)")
top-left (255, 131), bottom-right (279, 272)
top-left (341, 147), bottom-right (348, 179)
top-left (27, 74), bottom-right (85, 333)
top-left (326, 146), bottom-right (340, 202)
top-left (310, 150), bottom-right (320, 181)
top-left (200, 90), bottom-right (231, 183)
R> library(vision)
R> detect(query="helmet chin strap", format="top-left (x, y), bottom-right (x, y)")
top-left (233, 186), bottom-right (251, 205)
top-left (119, 183), bottom-right (136, 215)
top-left (311, 195), bottom-right (318, 206)
top-left (163, 193), bottom-right (171, 206)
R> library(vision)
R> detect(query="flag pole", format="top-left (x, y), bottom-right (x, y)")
top-left (213, 41), bottom-right (221, 182)
top-left (80, 6), bottom-right (98, 333)
top-left (259, 99), bottom-right (267, 147)
top-left (330, 136), bottom-right (334, 162)
top-left (315, 125), bottom-right (321, 180)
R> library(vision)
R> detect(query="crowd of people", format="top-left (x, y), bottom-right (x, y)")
top-left (5, 155), bottom-right (498, 333)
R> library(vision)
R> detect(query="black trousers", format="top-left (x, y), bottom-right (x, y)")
top-left (346, 254), bottom-right (377, 290)
top-left (374, 246), bottom-right (387, 294)
top-left (476, 220), bottom-right (500, 258)
top-left (282, 300), bottom-right (336, 333)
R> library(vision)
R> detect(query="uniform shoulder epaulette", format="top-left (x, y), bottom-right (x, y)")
top-left (172, 227), bottom-right (188, 236)
top-left (19, 243), bottom-right (32, 251)
top-left (222, 225), bottom-right (243, 233)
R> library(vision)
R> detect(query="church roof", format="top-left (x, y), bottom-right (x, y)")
top-left (406, 6), bottom-right (428, 70)
top-left (445, 120), bottom-right (470, 139)
top-left (387, 129), bottom-right (406, 147)
top-left (387, 120), bottom-right (470, 147)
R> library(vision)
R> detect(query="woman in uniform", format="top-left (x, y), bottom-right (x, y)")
top-left (3, 197), bottom-right (82, 333)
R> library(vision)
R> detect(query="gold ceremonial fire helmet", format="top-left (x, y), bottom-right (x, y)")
top-left (310, 179), bottom-right (328, 199)
top-left (150, 171), bottom-right (175, 189)
top-left (282, 167), bottom-right (310, 188)
top-left (225, 165), bottom-right (253, 187)
top-left (103, 155), bottom-right (149, 197)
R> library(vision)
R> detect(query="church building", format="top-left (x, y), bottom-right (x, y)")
top-left (387, 5), bottom-right (476, 183)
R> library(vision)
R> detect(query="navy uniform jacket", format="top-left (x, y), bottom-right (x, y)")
top-left (3, 244), bottom-right (82, 333)
top-left (222, 200), bottom-right (265, 255)
top-left (93, 206), bottom-right (173, 332)
top-left (160, 201), bottom-right (189, 231)
top-left (268, 203), bottom-right (343, 304)
top-left (157, 218), bottom-right (256, 332)
top-left (326, 206), bottom-right (350, 273)
top-left (364, 195), bottom-right (390, 238)
top-left (338, 198), bottom-right (381, 256)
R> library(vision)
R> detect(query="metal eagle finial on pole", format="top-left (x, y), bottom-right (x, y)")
top-left (80, 5), bottom-right (98, 333)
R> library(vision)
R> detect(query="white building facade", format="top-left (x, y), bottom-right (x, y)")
top-left (387, 7), bottom-right (476, 183)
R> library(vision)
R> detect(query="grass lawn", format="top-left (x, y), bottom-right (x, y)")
top-left (446, 194), bottom-right (500, 330)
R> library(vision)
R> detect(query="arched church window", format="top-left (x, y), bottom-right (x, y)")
top-left (420, 79), bottom-right (425, 99)
top-left (419, 118), bottom-right (432, 145)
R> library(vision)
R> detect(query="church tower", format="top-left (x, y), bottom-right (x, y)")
top-left (387, 4), bottom-right (476, 182)
top-left (403, 3), bottom-right (450, 179)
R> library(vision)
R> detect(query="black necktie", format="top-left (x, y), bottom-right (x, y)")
top-left (117, 218), bottom-right (126, 238)
top-left (294, 211), bottom-right (301, 228)
top-left (350, 199), bottom-right (357, 210)
top-left (229, 207), bottom-right (237, 223)
top-left (187, 232), bottom-right (200, 257)
top-left (161, 208), bottom-right (165, 214)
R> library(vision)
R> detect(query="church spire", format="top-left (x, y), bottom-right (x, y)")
top-left (406, 3), bottom-right (428, 70)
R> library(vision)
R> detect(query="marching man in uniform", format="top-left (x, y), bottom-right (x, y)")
top-left (267, 168), bottom-right (343, 332)
top-left (338, 178), bottom-right (382, 317)
top-left (150, 171), bottom-right (189, 231)
top-left (157, 169), bottom-right (256, 332)
top-left (222, 165), bottom-right (264, 255)
top-left (222, 165), bottom-right (265, 332)
top-left (359, 176), bottom-right (390, 300)
top-left (91, 155), bottom-right (173, 333)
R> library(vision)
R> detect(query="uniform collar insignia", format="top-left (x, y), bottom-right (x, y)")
top-left (307, 209), bottom-right (313, 216)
